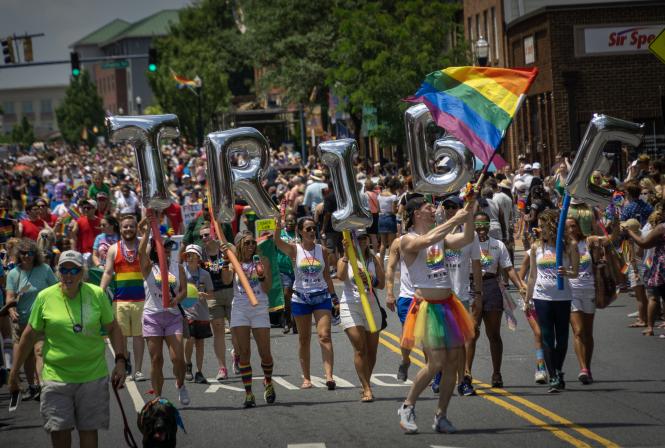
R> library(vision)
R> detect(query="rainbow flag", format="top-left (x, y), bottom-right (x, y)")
top-left (66, 206), bottom-right (80, 220)
top-left (172, 72), bottom-right (200, 89)
top-left (408, 66), bottom-right (538, 169)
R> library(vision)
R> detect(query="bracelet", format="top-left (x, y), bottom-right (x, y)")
top-left (115, 353), bottom-right (127, 364)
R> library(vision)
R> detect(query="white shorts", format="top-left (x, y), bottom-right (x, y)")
top-left (230, 302), bottom-right (270, 329)
top-left (571, 293), bottom-right (596, 314)
top-left (339, 299), bottom-right (383, 331)
top-left (628, 264), bottom-right (647, 288)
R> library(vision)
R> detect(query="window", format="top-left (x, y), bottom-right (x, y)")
top-left (41, 99), bottom-right (52, 114)
top-left (2, 101), bottom-right (14, 114)
top-left (22, 101), bottom-right (33, 114)
top-left (467, 16), bottom-right (472, 41)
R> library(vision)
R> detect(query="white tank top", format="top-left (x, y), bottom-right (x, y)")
top-left (233, 260), bottom-right (269, 306)
top-left (293, 243), bottom-right (327, 293)
top-left (143, 265), bottom-right (181, 315)
top-left (341, 258), bottom-right (377, 304)
top-left (404, 233), bottom-right (452, 290)
top-left (532, 244), bottom-right (571, 301)
top-left (570, 240), bottom-right (594, 294)
top-left (399, 250), bottom-right (415, 298)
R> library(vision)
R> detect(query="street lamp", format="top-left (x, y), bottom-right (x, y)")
top-left (476, 36), bottom-right (489, 67)
top-left (135, 96), bottom-right (142, 115)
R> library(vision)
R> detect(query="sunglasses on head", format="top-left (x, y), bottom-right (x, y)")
top-left (20, 250), bottom-right (35, 257)
top-left (59, 266), bottom-right (82, 276)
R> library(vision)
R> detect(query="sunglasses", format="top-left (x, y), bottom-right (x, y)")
top-left (443, 205), bottom-right (459, 210)
top-left (474, 221), bottom-right (490, 226)
top-left (303, 226), bottom-right (316, 232)
top-left (20, 250), bottom-right (35, 257)
top-left (243, 240), bottom-right (257, 246)
top-left (59, 266), bottom-right (82, 275)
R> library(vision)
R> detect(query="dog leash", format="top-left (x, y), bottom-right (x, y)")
top-left (113, 385), bottom-right (139, 448)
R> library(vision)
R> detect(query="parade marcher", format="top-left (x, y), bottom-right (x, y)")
top-left (467, 211), bottom-right (525, 388)
top-left (114, 183), bottom-right (140, 218)
top-left (5, 238), bottom-right (58, 399)
top-left (274, 216), bottom-right (337, 390)
top-left (137, 213), bottom-right (189, 404)
top-left (222, 231), bottom-right (276, 407)
top-left (100, 214), bottom-right (146, 381)
top-left (397, 196), bottom-right (476, 434)
top-left (91, 215), bottom-right (119, 269)
top-left (277, 213), bottom-right (298, 334)
top-left (70, 199), bottom-right (102, 263)
top-left (8, 250), bottom-right (127, 448)
top-left (525, 209), bottom-right (579, 393)
top-left (200, 224), bottom-right (233, 380)
top-left (337, 231), bottom-right (385, 402)
top-left (378, 177), bottom-right (400, 265)
top-left (385, 234), bottom-right (415, 382)
top-left (566, 217), bottom-right (604, 384)
top-left (182, 244), bottom-right (214, 385)
top-left (18, 201), bottom-right (49, 241)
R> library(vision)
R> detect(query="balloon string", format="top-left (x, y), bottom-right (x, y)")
top-left (205, 187), bottom-right (258, 307)
top-left (148, 209), bottom-right (171, 309)
top-left (343, 230), bottom-right (377, 333)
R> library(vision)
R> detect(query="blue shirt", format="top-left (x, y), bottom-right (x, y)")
top-left (621, 200), bottom-right (653, 227)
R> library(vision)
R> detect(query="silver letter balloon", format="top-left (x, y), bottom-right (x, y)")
top-left (317, 138), bottom-right (372, 231)
top-left (206, 127), bottom-right (278, 223)
top-left (566, 114), bottom-right (644, 208)
top-left (106, 114), bottom-right (179, 210)
top-left (404, 104), bottom-right (474, 195)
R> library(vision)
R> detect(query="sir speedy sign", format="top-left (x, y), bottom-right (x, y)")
top-left (582, 24), bottom-right (665, 55)
top-left (608, 27), bottom-right (658, 49)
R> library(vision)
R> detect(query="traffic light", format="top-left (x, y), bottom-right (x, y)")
top-left (148, 48), bottom-right (157, 72)
top-left (2, 37), bottom-right (16, 64)
top-left (70, 51), bottom-right (80, 77)
top-left (23, 37), bottom-right (33, 62)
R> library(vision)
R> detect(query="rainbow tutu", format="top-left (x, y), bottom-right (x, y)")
top-left (401, 294), bottom-right (474, 350)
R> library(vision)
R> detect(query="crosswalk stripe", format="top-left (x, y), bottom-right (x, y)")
top-left (370, 373), bottom-right (413, 387)
top-left (309, 375), bottom-right (355, 388)
top-left (287, 444), bottom-right (327, 448)
top-left (272, 376), bottom-right (299, 390)
top-left (204, 383), bottom-right (245, 393)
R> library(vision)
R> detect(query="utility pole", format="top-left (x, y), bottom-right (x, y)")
top-left (195, 76), bottom-right (203, 148)
top-left (299, 103), bottom-right (307, 160)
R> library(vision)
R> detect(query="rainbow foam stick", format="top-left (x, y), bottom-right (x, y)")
top-left (352, 231), bottom-right (374, 298)
top-left (555, 194), bottom-right (571, 290)
top-left (205, 188), bottom-right (258, 306)
top-left (343, 230), bottom-right (377, 333)
top-left (148, 209), bottom-right (171, 309)
top-left (280, 199), bottom-right (287, 226)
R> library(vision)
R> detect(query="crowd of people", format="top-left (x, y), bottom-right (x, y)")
top-left (0, 138), bottom-right (664, 444)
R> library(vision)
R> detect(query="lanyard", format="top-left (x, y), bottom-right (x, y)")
top-left (63, 286), bottom-right (84, 333)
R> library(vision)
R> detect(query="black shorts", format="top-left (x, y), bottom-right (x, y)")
top-left (367, 213), bottom-right (379, 235)
top-left (325, 231), bottom-right (343, 254)
top-left (482, 276), bottom-right (504, 312)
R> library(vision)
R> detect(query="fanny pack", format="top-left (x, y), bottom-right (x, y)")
top-left (294, 289), bottom-right (330, 305)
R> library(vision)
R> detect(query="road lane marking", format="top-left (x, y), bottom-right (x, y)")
top-left (204, 383), bottom-right (245, 393)
top-left (370, 373), bottom-right (413, 387)
top-left (287, 444), bottom-right (327, 448)
top-left (106, 342), bottom-right (145, 412)
top-left (377, 334), bottom-right (599, 448)
top-left (272, 376), bottom-right (300, 390)
top-left (309, 375), bottom-right (355, 388)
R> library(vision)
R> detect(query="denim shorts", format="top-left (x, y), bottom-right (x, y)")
top-left (378, 214), bottom-right (397, 234)
top-left (292, 298), bottom-right (333, 316)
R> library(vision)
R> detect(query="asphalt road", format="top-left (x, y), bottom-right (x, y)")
top-left (2, 247), bottom-right (665, 448)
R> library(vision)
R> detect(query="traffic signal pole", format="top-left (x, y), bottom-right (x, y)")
top-left (0, 53), bottom-right (151, 69)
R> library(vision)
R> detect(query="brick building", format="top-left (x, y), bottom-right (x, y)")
top-left (464, 1), bottom-right (665, 174)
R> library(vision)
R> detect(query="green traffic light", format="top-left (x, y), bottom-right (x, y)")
top-left (72, 68), bottom-right (80, 77)
top-left (148, 63), bottom-right (157, 72)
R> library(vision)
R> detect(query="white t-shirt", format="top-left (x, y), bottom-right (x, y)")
top-left (378, 194), bottom-right (397, 214)
top-left (144, 265), bottom-right (181, 315)
top-left (445, 233), bottom-right (481, 302)
top-left (341, 258), bottom-right (377, 304)
top-left (570, 240), bottom-right (594, 296)
top-left (115, 191), bottom-right (140, 215)
top-left (479, 237), bottom-right (512, 275)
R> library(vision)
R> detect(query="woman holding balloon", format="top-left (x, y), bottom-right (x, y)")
top-left (275, 216), bottom-right (337, 390)
top-left (337, 230), bottom-right (385, 402)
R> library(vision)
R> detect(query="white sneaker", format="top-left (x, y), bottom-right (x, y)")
top-left (133, 371), bottom-right (146, 382)
top-left (534, 369), bottom-right (548, 385)
top-left (178, 384), bottom-right (191, 406)
top-left (432, 414), bottom-right (457, 433)
top-left (398, 404), bottom-right (418, 434)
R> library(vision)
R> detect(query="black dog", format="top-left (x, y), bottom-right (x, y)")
top-left (137, 398), bottom-right (180, 448)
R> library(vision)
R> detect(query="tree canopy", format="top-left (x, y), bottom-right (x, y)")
top-left (55, 70), bottom-right (106, 145)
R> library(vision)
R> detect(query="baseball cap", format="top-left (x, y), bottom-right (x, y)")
top-left (58, 250), bottom-right (84, 267)
top-left (523, 164), bottom-right (533, 171)
top-left (442, 195), bottom-right (464, 207)
top-left (184, 244), bottom-right (203, 258)
top-left (83, 199), bottom-right (97, 209)
top-left (532, 162), bottom-right (541, 170)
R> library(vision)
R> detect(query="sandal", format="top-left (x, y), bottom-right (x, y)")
top-left (628, 321), bottom-right (647, 328)
top-left (491, 373), bottom-right (504, 388)
top-left (300, 380), bottom-right (313, 389)
top-left (642, 328), bottom-right (655, 336)
top-left (361, 392), bottom-right (374, 403)
top-left (326, 380), bottom-right (336, 390)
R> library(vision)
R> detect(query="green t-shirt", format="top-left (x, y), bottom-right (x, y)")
top-left (257, 237), bottom-right (284, 311)
top-left (277, 229), bottom-right (297, 275)
top-left (6, 264), bottom-right (58, 325)
top-left (29, 282), bottom-right (114, 383)
top-left (88, 183), bottom-right (111, 200)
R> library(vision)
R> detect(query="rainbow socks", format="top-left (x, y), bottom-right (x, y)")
top-left (261, 362), bottom-right (274, 384)
top-left (239, 362), bottom-right (252, 393)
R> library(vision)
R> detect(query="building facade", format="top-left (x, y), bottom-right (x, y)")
top-left (0, 85), bottom-right (67, 138)
top-left (464, 0), bottom-right (665, 173)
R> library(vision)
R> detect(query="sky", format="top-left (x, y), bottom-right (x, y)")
top-left (0, 0), bottom-right (193, 90)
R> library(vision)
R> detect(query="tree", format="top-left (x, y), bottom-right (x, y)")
top-left (149, 0), bottom-right (246, 144)
top-left (55, 70), bottom-right (105, 145)
top-left (242, 0), bottom-right (338, 106)
top-left (329, 0), bottom-right (469, 148)
top-left (11, 115), bottom-right (35, 147)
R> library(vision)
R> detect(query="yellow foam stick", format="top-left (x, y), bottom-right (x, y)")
top-left (343, 230), bottom-right (377, 333)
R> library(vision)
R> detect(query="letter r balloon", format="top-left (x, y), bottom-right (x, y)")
top-left (107, 114), bottom-right (179, 210)
top-left (206, 127), bottom-right (279, 223)
top-left (317, 138), bottom-right (372, 231)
